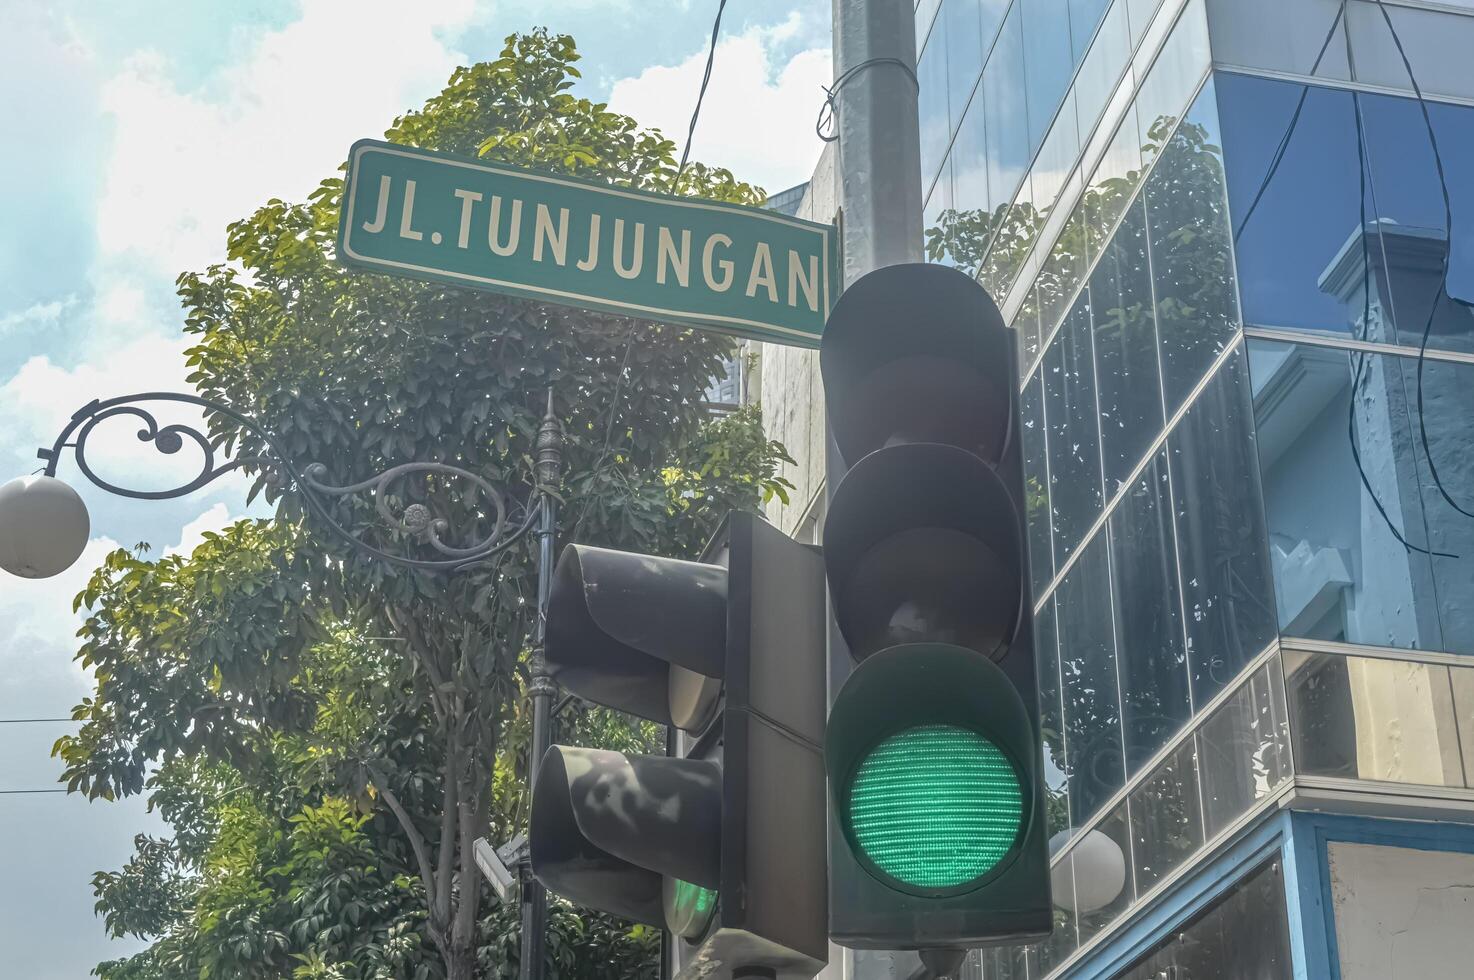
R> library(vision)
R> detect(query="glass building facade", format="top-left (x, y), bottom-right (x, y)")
top-left (901, 0), bottom-right (1474, 977)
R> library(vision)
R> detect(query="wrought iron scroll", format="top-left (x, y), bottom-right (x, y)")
top-left (36, 391), bottom-right (553, 571)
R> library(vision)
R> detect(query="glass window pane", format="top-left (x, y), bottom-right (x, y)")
top-left (1126, 0), bottom-right (1160, 47)
top-left (1022, 370), bottom-right (1054, 598)
top-left (1219, 74), bottom-right (1371, 339)
top-left (946, 0), bottom-right (986, 122)
top-left (1284, 650), bottom-right (1467, 787)
top-left (980, 201), bottom-right (1041, 301)
top-left (925, 158), bottom-right (957, 267)
top-left (1075, 800), bottom-right (1134, 943)
top-left (1448, 666), bottom-right (1474, 789)
top-left (1110, 450), bottom-right (1191, 772)
top-left (1410, 353), bottom-right (1474, 650)
top-left (1068, 0), bottom-right (1112, 62)
top-left (1030, 91), bottom-right (1080, 219)
top-left (1044, 298), bottom-right (1104, 563)
top-left (980, 0), bottom-right (1011, 53)
top-left (1168, 349), bottom-right (1278, 705)
top-left (1073, 0), bottom-right (1132, 146)
top-left (1016, 283), bottom-right (1044, 376)
top-left (1134, 0), bottom-right (1209, 170)
top-left (918, 0), bottom-right (944, 55)
top-left (948, 97), bottom-right (993, 277)
top-left (1197, 661), bottom-right (1292, 837)
top-left (1129, 739), bottom-right (1203, 893)
top-left (1117, 858), bottom-right (1292, 979)
top-left (1021, 0), bottom-right (1076, 153)
top-left (1037, 211), bottom-right (1091, 339)
top-left (1090, 197), bottom-right (1163, 490)
top-left (1358, 91), bottom-right (1474, 353)
top-left (1034, 898), bottom-right (1078, 975)
top-left (1057, 539), bottom-right (1125, 822)
top-left (1036, 596), bottom-right (1070, 838)
top-left (1083, 101), bottom-right (1142, 258)
top-left (1145, 77), bottom-right (1239, 410)
top-left (1247, 339), bottom-right (1474, 655)
top-left (984, 6), bottom-right (1030, 217)
top-left (919, 26), bottom-right (952, 198)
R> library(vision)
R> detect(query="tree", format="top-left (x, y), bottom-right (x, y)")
top-left (59, 29), bottom-right (793, 980)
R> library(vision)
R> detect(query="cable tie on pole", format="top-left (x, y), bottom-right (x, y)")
top-left (817, 57), bottom-right (920, 143)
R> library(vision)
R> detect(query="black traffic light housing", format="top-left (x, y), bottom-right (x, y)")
top-left (530, 513), bottom-right (829, 980)
top-left (820, 263), bottom-right (1052, 950)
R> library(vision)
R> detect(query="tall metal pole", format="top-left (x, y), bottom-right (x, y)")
top-left (828, 3), bottom-right (923, 979)
top-left (521, 390), bottom-right (563, 980)
top-left (831, 0), bottom-right (924, 281)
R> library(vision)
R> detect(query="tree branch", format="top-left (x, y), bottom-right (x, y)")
top-left (368, 765), bottom-right (439, 921)
top-left (434, 720), bottom-right (461, 928)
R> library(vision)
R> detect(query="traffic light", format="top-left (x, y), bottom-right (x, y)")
top-left (820, 263), bottom-right (1052, 950)
top-left (530, 513), bottom-right (829, 979)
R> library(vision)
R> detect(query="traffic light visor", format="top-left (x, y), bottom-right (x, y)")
top-left (546, 544), bottom-right (727, 727)
top-left (821, 263), bottom-right (1012, 468)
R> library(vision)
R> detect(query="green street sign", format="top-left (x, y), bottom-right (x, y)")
top-left (337, 139), bottom-right (837, 347)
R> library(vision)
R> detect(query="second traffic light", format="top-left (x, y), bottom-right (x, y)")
top-left (820, 263), bottom-right (1052, 949)
top-left (529, 513), bottom-right (829, 980)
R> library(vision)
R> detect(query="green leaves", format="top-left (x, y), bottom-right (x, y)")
top-left (78, 26), bottom-right (793, 980)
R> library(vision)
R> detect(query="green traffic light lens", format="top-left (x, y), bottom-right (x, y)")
top-left (846, 724), bottom-right (1023, 890)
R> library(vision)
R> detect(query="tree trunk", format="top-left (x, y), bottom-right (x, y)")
top-left (445, 942), bottom-right (480, 980)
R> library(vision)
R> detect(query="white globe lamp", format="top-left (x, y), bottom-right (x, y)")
top-left (1049, 827), bottom-right (1127, 914)
top-left (0, 475), bottom-right (91, 579)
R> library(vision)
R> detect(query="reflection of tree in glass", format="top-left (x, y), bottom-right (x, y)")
top-left (922, 111), bottom-right (1234, 379)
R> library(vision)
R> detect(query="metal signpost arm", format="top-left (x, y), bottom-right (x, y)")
top-left (521, 390), bottom-right (564, 980)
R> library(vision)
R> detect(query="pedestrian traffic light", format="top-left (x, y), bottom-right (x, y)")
top-left (530, 513), bottom-right (829, 979)
top-left (820, 263), bottom-right (1052, 950)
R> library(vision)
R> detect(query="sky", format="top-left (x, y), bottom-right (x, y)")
top-left (0, 1), bottom-right (829, 973)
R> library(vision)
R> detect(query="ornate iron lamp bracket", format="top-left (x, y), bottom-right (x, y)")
top-left (36, 391), bottom-right (557, 572)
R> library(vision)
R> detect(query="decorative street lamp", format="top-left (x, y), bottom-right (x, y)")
top-left (0, 388), bottom-right (566, 980)
top-left (0, 390), bottom-right (561, 575)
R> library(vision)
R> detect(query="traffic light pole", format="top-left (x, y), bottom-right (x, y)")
top-left (521, 392), bottom-right (563, 980)
top-left (831, 0), bottom-right (924, 281)
top-left (828, 3), bottom-right (924, 979)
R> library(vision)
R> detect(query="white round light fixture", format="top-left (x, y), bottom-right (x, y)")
top-left (0, 476), bottom-right (91, 579)
top-left (1049, 827), bottom-right (1127, 914)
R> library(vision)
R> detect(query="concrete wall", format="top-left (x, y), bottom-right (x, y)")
top-left (1328, 841), bottom-right (1474, 978)
top-left (753, 143), bottom-right (837, 539)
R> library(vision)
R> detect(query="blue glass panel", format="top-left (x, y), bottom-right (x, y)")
top-left (1218, 72), bottom-right (1367, 336)
top-left (1247, 339), bottom-right (1474, 655)
top-left (983, 6), bottom-right (1030, 214)
top-left (1044, 299), bottom-right (1104, 563)
top-left (1359, 92), bottom-right (1474, 352)
top-left (1146, 78), bottom-right (1239, 412)
top-left (1021, 0), bottom-right (1076, 153)
top-left (1068, 0), bottom-right (1112, 61)
top-left (1109, 450), bottom-right (1191, 773)
top-left (945, 0), bottom-right (986, 120)
top-left (1168, 349), bottom-right (1277, 705)
top-left (924, 158), bottom-right (957, 267)
top-left (1091, 197), bottom-right (1163, 491)
top-left (1057, 538), bottom-right (1125, 823)
top-left (918, 21), bottom-right (952, 198)
top-left (1073, 0), bottom-right (1132, 146)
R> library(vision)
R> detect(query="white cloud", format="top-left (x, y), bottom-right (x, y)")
top-left (168, 501), bottom-right (237, 558)
top-left (96, 0), bottom-right (479, 278)
top-left (0, 332), bottom-right (194, 464)
top-left (0, 534), bottom-right (122, 709)
top-left (0, 296), bottom-right (79, 335)
top-left (607, 16), bottom-right (831, 194)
